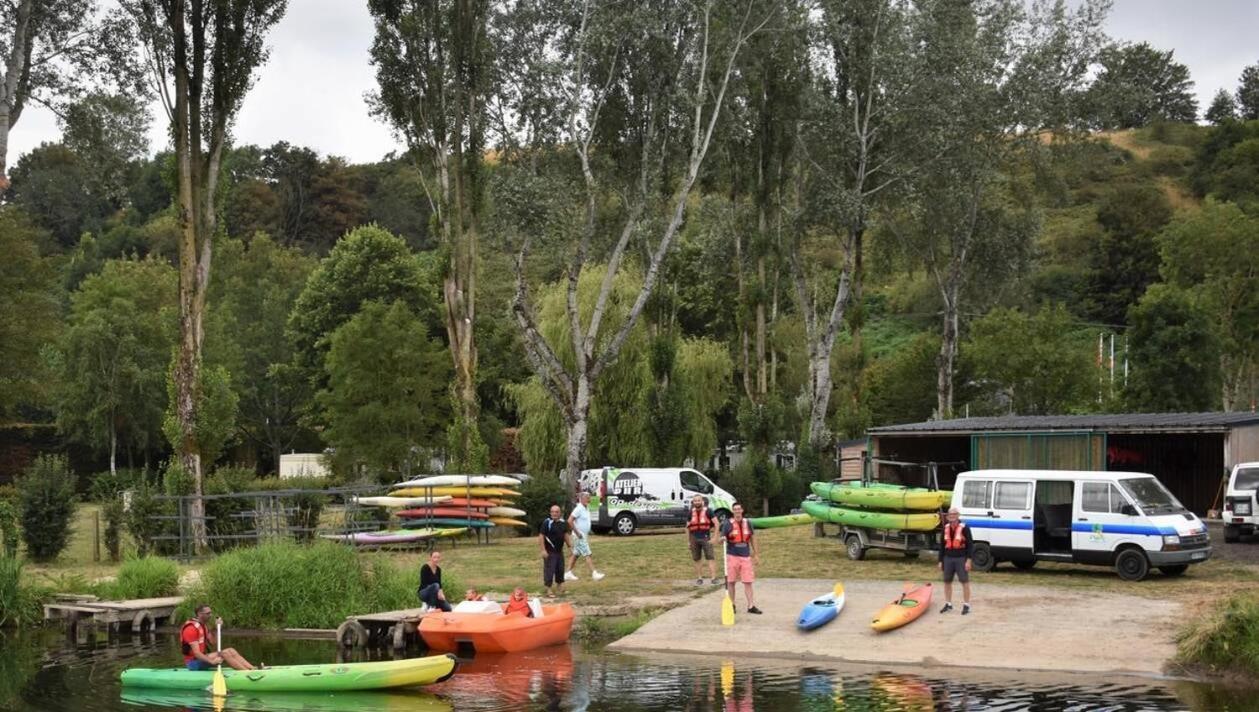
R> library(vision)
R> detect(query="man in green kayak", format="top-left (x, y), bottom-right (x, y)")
top-left (181, 604), bottom-right (260, 671)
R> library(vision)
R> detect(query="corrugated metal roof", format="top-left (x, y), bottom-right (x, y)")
top-left (868, 412), bottom-right (1259, 435)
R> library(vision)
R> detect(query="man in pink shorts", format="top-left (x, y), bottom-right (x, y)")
top-left (720, 502), bottom-right (761, 615)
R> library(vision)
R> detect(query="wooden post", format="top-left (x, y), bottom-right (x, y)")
top-left (93, 510), bottom-right (101, 562)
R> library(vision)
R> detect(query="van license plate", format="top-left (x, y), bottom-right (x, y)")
top-left (1191, 552), bottom-right (1206, 560)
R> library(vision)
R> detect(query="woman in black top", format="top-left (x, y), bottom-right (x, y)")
top-left (417, 550), bottom-right (452, 612)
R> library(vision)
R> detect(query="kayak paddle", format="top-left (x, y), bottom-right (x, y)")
top-left (212, 620), bottom-right (227, 697)
top-left (720, 660), bottom-right (734, 697)
top-left (721, 593), bottom-right (735, 626)
top-left (834, 582), bottom-right (844, 598)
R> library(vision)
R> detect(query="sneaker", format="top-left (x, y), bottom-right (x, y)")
top-left (939, 603), bottom-right (954, 614)
top-left (962, 603), bottom-right (971, 615)
top-left (696, 578), bottom-right (705, 586)
top-left (710, 577), bottom-right (723, 585)
top-left (564, 571), bottom-right (578, 582)
top-left (592, 571), bottom-right (605, 581)
top-left (747, 606), bottom-right (762, 615)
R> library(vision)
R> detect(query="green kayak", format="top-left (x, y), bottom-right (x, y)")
top-left (120, 688), bottom-right (454, 711)
top-left (120, 655), bottom-right (457, 692)
top-left (802, 500), bottom-right (940, 531)
top-left (810, 481), bottom-right (950, 511)
top-left (748, 513), bottom-right (816, 528)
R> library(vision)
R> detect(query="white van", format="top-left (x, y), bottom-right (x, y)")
top-left (576, 466), bottom-right (737, 536)
top-left (952, 470), bottom-right (1211, 581)
top-left (1223, 462), bottom-right (1259, 542)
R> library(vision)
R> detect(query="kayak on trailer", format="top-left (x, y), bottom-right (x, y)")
top-left (419, 603), bottom-right (575, 654)
top-left (810, 481), bottom-right (950, 512)
top-left (749, 513), bottom-right (816, 528)
top-left (392, 487), bottom-right (520, 499)
top-left (120, 689), bottom-right (455, 712)
top-left (870, 582), bottom-right (933, 632)
top-left (801, 500), bottom-right (940, 531)
top-left (120, 655), bottom-right (458, 692)
top-left (395, 507), bottom-right (490, 520)
top-left (486, 506), bottom-right (527, 518)
top-left (393, 474), bottom-right (521, 488)
top-left (400, 518), bottom-right (496, 529)
top-left (798, 584), bottom-right (846, 631)
top-left (353, 495), bottom-right (453, 508)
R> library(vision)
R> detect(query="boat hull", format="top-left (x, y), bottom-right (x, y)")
top-left (419, 603), bottom-right (575, 654)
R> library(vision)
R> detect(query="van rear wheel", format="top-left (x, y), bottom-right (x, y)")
top-left (1223, 525), bottom-right (1240, 543)
top-left (970, 543), bottom-right (995, 572)
top-left (1115, 548), bottom-right (1150, 581)
top-left (613, 512), bottom-right (637, 536)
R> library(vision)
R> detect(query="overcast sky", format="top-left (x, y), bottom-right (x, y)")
top-left (8, 0), bottom-right (1259, 167)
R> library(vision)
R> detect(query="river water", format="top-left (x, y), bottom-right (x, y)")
top-left (0, 631), bottom-right (1249, 711)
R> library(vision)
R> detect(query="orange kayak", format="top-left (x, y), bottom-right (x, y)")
top-left (396, 507), bottom-right (489, 519)
top-left (419, 603), bottom-right (574, 654)
top-left (870, 582), bottom-right (933, 633)
top-left (441, 498), bottom-right (499, 509)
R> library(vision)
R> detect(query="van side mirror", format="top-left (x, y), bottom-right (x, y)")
top-left (1119, 504), bottom-right (1137, 516)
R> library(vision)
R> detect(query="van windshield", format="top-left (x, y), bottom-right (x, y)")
top-left (1234, 468), bottom-right (1259, 491)
top-left (1119, 477), bottom-right (1187, 515)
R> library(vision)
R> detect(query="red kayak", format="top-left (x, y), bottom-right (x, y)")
top-left (396, 507), bottom-right (489, 519)
top-left (441, 498), bottom-right (499, 509)
top-left (419, 603), bottom-right (574, 654)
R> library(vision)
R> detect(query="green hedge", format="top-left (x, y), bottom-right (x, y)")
top-left (17, 455), bottom-right (76, 562)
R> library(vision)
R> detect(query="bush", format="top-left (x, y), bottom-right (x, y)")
top-left (516, 474), bottom-right (567, 530)
top-left (1176, 593), bottom-right (1259, 677)
top-left (17, 455), bottom-right (77, 562)
top-left (0, 558), bottom-right (46, 627)
top-left (102, 498), bottom-right (125, 561)
top-left (88, 469), bottom-right (145, 502)
top-left (105, 556), bottom-right (180, 600)
top-left (0, 500), bottom-right (18, 559)
top-left (177, 541), bottom-right (417, 629)
top-left (127, 480), bottom-right (177, 557)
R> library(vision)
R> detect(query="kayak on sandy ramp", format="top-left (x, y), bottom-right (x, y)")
top-left (801, 500), bottom-right (939, 531)
top-left (871, 582), bottom-right (933, 633)
top-left (797, 583), bottom-right (845, 631)
top-left (419, 602), bottom-right (575, 654)
top-left (120, 655), bottom-right (458, 692)
top-left (810, 481), bottom-right (950, 511)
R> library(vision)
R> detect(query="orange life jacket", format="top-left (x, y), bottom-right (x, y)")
top-left (687, 507), bottom-right (712, 533)
top-left (505, 596), bottom-right (531, 617)
top-left (944, 522), bottom-right (967, 550)
top-left (180, 619), bottom-right (207, 658)
top-left (727, 518), bottom-right (752, 545)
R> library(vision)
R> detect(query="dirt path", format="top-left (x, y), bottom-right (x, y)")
top-left (609, 578), bottom-right (1181, 675)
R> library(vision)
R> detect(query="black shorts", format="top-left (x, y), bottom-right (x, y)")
top-left (942, 555), bottom-right (969, 583)
top-left (543, 551), bottom-right (565, 586)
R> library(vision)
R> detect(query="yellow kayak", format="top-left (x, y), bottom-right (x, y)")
top-left (393, 487), bottom-right (520, 498)
top-left (488, 517), bottom-right (528, 528)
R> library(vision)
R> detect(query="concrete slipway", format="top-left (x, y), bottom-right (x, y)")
top-left (608, 579), bottom-right (1182, 675)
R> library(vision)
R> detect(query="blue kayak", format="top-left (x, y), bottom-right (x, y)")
top-left (797, 586), bottom-right (846, 631)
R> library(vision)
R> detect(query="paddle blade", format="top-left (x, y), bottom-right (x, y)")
top-left (211, 666), bottom-right (227, 697)
top-left (721, 594), bottom-right (735, 627)
top-left (833, 582), bottom-right (844, 597)
top-left (720, 660), bottom-right (734, 697)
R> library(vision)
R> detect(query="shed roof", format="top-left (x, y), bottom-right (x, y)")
top-left (868, 412), bottom-right (1259, 435)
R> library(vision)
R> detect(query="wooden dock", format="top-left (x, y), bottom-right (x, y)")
top-left (336, 607), bottom-right (428, 650)
top-left (44, 595), bottom-right (184, 633)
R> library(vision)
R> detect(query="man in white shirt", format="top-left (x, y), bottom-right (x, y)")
top-left (566, 491), bottom-right (605, 581)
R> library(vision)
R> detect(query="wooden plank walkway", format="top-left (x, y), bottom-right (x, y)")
top-left (44, 596), bottom-right (184, 632)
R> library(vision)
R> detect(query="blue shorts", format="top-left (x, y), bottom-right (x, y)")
top-left (187, 659), bottom-right (212, 671)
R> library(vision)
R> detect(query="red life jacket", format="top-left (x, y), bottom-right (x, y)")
top-left (687, 507), bottom-right (712, 533)
top-left (727, 518), bottom-right (752, 545)
top-left (944, 522), bottom-right (967, 550)
top-left (180, 619), bottom-right (207, 661)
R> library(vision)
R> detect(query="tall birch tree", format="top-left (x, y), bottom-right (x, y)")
top-left (124, 0), bottom-right (286, 551)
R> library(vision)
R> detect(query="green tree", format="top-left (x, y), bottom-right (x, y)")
top-left (1238, 62), bottom-right (1259, 121)
top-left (862, 333), bottom-right (941, 427)
top-left (964, 305), bottom-right (1094, 415)
top-left (1205, 88), bottom-right (1238, 125)
top-left (1157, 199), bottom-right (1259, 410)
top-left (1125, 284), bottom-right (1221, 412)
top-left (16, 455), bottom-right (76, 562)
top-left (0, 209), bottom-right (61, 419)
top-left (60, 93), bottom-right (151, 207)
top-left (1084, 183), bottom-right (1173, 325)
top-left (1085, 42), bottom-right (1198, 128)
top-left (6, 143), bottom-right (110, 248)
top-left (289, 224), bottom-right (440, 384)
top-left (319, 301), bottom-right (450, 481)
top-left (162, 363), bottom-right (239, 467)
top-left (57, 258), bottom-right (176, 473)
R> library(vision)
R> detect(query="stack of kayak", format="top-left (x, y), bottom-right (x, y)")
top-left (327, 474), bottom-right (528, 547)
top-left (801, 481), bottom-right (949, 531)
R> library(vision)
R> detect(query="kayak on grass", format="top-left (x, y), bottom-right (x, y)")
top-left (810, 481), bottom-right (951, 512)
top-left (419, 603), bottom-right (574, 654)
top-left (870, 582), bottom-right (933, 632)
top-left (797, 584), bottom-right (846, 631)
top-left (120, 655), bottom-right (458, 692)
top-left (748, 513), bottom-right (815, 528)
top-left (801, 500), bottom-right (940, 531)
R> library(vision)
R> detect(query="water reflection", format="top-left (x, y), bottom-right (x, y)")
top-left (0, 630), bottom-right (1254, 711)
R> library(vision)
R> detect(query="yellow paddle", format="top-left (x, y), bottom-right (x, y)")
top-left (211, 620), bottom-right (227, 697)
top-left (721, 593), bottom-right (735, 626)
top-left (720, 660), bottom-right (734, 697)
top-left (833, 582), bottom-right (844, 598)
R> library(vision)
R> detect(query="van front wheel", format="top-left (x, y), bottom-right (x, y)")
top-left (1159, 564), bottom-right (1189, 577)
top-left (1115, 548), bottom-right (1149, 581)
top-left (970, 543), bottom-right (995, 572)
top-left (614, 513), bottom-right (637, 536)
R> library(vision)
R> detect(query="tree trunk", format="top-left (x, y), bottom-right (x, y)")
top-left (0, 109), bottom-right (9, 190)
top-left (0, 0), bottom-right (34, 189)
top-left (563, 376), bottom-right (592, 492)
top-left (937, 288), bottom-right (959, 419)
top-left (807, 351), bottom-right (835, 450)
top-left (109, 423), bottom-right (117, 476)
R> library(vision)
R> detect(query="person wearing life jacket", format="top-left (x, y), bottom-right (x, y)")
top-left (504, 587), bottom-right (533, 617)
top-left (180, 604), bottom-right (259, 671)
top-left (687, 494), bottom-right (720, 586)
top-left (938, 507), bottom-right (974, 615)
top-left (720, 502), bottom-right (761, 615)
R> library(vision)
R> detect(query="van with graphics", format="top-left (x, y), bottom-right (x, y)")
top-left (577, 467), bottom-right (736, 536)
top-left (953, 469), bottom-right (1211, 581)
top-left (1223, 462), bottom-right (1259, 543)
